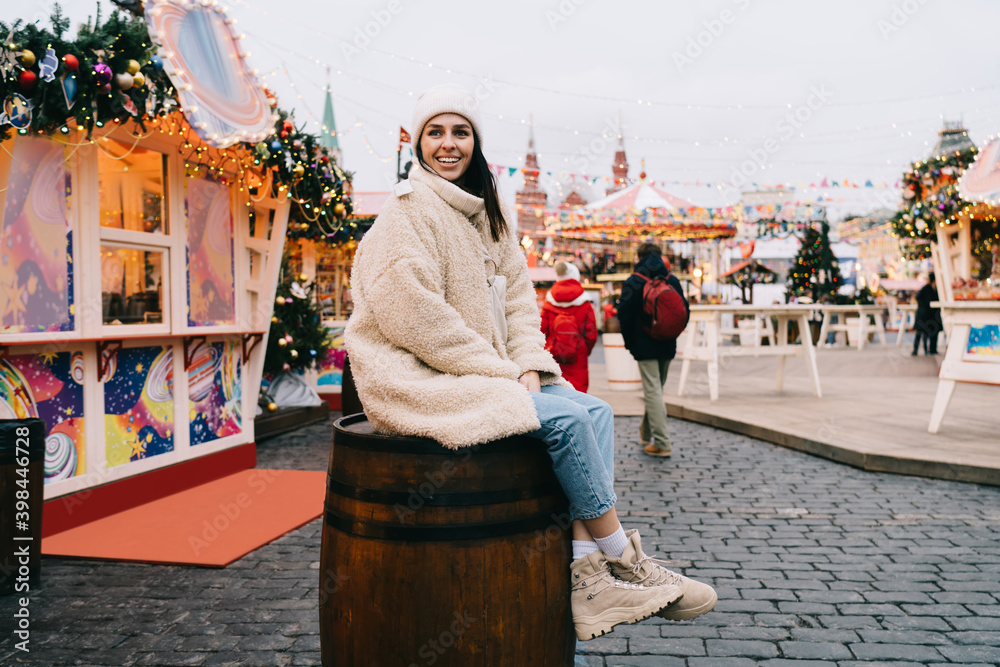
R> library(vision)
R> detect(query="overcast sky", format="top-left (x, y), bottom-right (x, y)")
top-left (52, 0), bottom-right (1000, 213)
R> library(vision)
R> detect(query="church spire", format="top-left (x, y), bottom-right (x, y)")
top-left (607, 111), bottom-right (629, 195)
top-left (516, 114), bottom-right (547, 234)
top-left (320, 67), bottom-right (342, 164)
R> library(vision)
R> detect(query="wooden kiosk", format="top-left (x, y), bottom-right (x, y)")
top-left (926, 137), bottom-right (1000, 432)
top-left (0, 3), bottom-right (349, 508)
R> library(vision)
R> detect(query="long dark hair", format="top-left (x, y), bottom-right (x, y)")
top-left (417, 134), bottom-right (508, 242)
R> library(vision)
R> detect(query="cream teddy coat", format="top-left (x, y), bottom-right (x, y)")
top-left (344, 163), bottom-right (568, 449)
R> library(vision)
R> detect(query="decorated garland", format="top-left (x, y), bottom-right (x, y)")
top-left (0, 7), bottom-right (175, 138)
top-left (888, 146), bottom-right (978, 257)
top-left (1, 6), bottom-right (353, 242)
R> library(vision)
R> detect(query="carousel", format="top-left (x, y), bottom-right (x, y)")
top-left (545, 174), bottom-right (739, 244)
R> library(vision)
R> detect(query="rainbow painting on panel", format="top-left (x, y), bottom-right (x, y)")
top-left (0, 351), bottom-right (85, 483)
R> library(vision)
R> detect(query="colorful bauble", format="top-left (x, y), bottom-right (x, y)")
top-left (18, 49), bottom-right (35, 67)
top-left (132, 72), bottom-right (145, 87)
top-left (275, 296), bottom-right (285, 306)
top-left (271, 316), bottom-right (279, 323)
top-left (267, 402), bottom-right (278, 412)
top-left (270, 139), bottom-right (282, 152)
top-left (62, 53), bottom-right (79, 71)
top-left (277, 338), bottom-right (287, 347)
top-left (94, 63), bottom-right (113, 84)
top-left (115, 72), bottom-right (134, 90)
top-left (290, 349), bottom-right (298, 359)
top-left (17, 70), bottom-right (36, 92)
top-left (299, 274), bottom-right (309, 283)
top-left (150, 55), bottom-right (163, 72)
top-left (127, 59), bottom-right (141, 75)
top-left (334, 202), bottom-right (346, 217)
top-left (292, 164), bottom-right (305, 178)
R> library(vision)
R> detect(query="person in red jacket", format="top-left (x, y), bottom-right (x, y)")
top-left (541, 261), bottom-right (598, 392)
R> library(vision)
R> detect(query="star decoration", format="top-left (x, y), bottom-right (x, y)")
top-left (130, 437), bottom-right (146, 459)
top-left (2, 276), bottom-right (26, 324)
top-left (136, 362), bottom-right (144, 373)
top-left (40, 351), bottom-right (59, 365)
top-left (65, 406), bottom-right (74, 416)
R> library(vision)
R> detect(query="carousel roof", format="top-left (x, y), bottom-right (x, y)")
top-left (545, 178), bottom-right (737, 241)
top-left (584, 181), bottom-right (695, 212)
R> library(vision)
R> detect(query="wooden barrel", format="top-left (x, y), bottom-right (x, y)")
top-left (320, 414), bottom-right (574, 667)
top-left (1, 419), bottom-right (46, 595)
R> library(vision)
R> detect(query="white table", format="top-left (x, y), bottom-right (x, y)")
top-left (928, 301), bottom-right (1000, 433)
top-left (677, 305), bottom-right (822, 401)
top-left (892, 304), bottom-right (917, 347)
top-left (817, 305), bottom-right (888, 350)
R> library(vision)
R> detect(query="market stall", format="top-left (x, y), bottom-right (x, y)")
top-left (924, 136), bottom-right (1000, 432)
top-left (0, 4), bottom-right (352, 499)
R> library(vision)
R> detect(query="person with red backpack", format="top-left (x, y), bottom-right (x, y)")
top-left (617, 243), bottom-right (690, 457)
top-left (541, 261), bottom-right (598, 392)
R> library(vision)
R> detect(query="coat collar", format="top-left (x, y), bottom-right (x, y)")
top-left (409, 162), bottom-right (485, 219)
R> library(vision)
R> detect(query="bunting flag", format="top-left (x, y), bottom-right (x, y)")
top-left (473, 160), bottom-right (897, 191)
top-left (399, 126), bottom-right (411, 145)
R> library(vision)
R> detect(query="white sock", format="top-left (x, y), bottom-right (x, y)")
top-left (572, 540), bottom-right (599, 561)
top-left (593, 526), bottom-right (629, 558)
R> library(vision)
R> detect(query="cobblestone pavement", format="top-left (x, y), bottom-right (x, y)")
top-left (2, 414), bottom-right (999, 666)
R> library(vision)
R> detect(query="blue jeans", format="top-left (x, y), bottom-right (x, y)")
top-left (525, 385), bottom-right (617, 521)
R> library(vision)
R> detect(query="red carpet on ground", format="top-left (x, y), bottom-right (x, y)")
top-left (42, 469), bottom-right (326, 567)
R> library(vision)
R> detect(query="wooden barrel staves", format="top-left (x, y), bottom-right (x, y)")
top-left (320, 414), bottom-right (575, 666)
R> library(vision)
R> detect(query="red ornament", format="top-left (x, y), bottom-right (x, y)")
top-left (62, 53), bottom-right (79, 71)
top-left (18, 70), bottom-right (37, 92)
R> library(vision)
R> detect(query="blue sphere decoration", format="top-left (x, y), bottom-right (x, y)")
top-left (150, 55), bottom-right (163, 73)
top-left (309, 349), bottom-right (317, 357)
top-left (270, 139), bottom-right (282, 152)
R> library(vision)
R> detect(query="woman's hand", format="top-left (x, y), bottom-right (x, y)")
top-left (518, 370), bottom-right (541, 393)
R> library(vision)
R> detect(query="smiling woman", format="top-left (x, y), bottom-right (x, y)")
top-left (343, 83), bottom-right (717, 650)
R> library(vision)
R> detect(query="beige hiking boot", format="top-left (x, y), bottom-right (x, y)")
top-left (605, 530), bottom-right (718, 621)
top-left (570, 549), bottom-right (682, 641)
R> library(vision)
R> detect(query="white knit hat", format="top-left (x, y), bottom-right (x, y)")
top-left (411, 84), bottom-right (484, 148)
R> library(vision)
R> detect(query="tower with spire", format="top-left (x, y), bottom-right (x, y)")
top-left (320, 67), bottom-right (343, 165)
top-left (607, 111), bottom-right (629, 195)
top-left (930, 120), bottom-right (974, 157)
top-left (516, 115), bottom-right (548, 234)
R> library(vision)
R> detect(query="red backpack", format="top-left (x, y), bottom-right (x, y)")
top-left (633, 273), bottom-right (689, 340)
top-left (546, 311), bottom-right (586, 364)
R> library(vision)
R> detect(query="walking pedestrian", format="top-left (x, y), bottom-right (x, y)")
top-left (913, 272), bottom-right (942, 355)
top-left (541, 261), bottom-right (598, 392)
top-left (345, 85), bottom-right (715, 640)
top-left (617, 243), bottom-right (689, 458)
